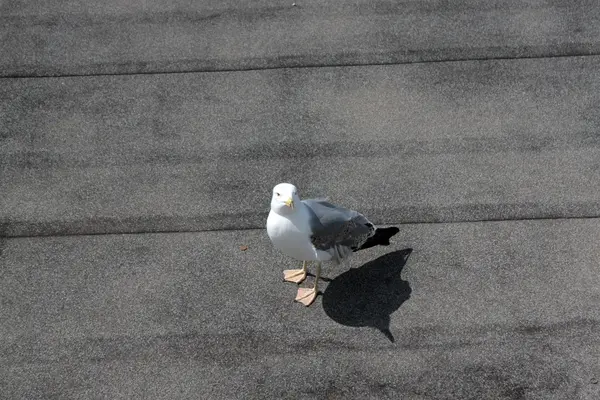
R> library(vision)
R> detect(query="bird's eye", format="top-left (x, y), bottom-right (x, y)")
top-left (275, 192), bottom-right (280, 196)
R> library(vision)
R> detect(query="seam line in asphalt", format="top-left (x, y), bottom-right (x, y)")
top-left (1, 52), bottom-right (600, 80)
top-left (2, 215), bottom-right (599, 240)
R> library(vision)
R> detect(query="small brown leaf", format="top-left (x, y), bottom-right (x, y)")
top-left (240, 245), bottom-right (249, 251)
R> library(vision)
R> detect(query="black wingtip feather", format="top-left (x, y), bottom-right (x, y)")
top-left (354, 227), bottom-right (400, 251)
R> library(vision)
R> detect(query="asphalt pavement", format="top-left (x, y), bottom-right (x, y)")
top-left (1, 1), bottom-right (600, 399)
top-left (2, 1), bottom-right (600, 76)
top-left (2, 220), bottom-right (600, 398)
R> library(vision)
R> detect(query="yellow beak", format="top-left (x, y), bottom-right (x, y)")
top-left (284, 197), bottom-right (294, 209)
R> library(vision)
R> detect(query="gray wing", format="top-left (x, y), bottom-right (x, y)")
top-left (302, 199), bottom-right (375, 262)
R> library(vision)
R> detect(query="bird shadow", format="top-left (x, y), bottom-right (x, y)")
top-left (321, 248), bottom-right (413, 343)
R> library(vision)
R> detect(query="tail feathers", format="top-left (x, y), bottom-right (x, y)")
top-left (354, 227), bottom-right (400, 252)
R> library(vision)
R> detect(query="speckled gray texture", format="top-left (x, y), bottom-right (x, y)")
top-left (2, 57), bottom-right (600, 237)
top-left (2, 0), bottom-right (600, 77)
top-left (1, 219), bottom-right (599, 399)
top-left (3, 1), bottom-right (600, 398)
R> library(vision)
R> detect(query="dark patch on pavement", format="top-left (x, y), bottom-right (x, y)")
top-left (323, 249), bottom-right (413, 342)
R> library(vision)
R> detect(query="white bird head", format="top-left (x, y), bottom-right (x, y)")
top-left (270, 183), bottom-right (301, 215)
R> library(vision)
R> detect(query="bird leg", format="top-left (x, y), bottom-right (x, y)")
top-left (283, 260), bottom-right (308, 283)
top-left (295, 262), bottom-right (320, 306)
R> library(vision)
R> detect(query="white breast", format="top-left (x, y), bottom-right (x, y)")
top-left (266, 206), bottom-right (321, 261)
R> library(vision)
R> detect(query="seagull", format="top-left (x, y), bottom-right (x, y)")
top-left (266, 183), bottom-right (400, 306)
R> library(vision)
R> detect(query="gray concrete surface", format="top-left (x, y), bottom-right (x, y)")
top-left (2, 0), bottom-right (600, 77)
top-left (2, 0), bottom-right (600, 398)
top-left (3, 56), bottom-right (600, 237)
top-left (1, 219), bottom-right (600, 399)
